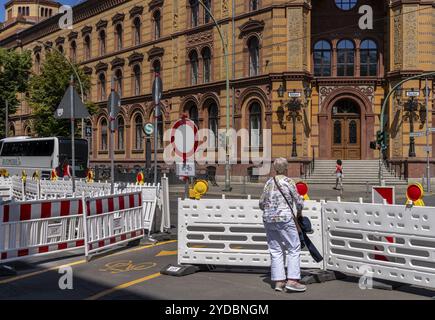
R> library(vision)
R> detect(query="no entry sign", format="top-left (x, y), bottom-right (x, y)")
top-left (372, 186), bottom-right (395, 205)
top-left (170, 116), bottom-right (198, 161)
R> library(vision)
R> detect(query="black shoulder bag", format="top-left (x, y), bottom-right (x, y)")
top-left (273, 177), bottom-right (323, 263)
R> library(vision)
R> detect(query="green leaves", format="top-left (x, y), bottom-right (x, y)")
top-left (0, 48), bottom-right (32, 137)
top-left (27, 50), bottom-right (93, 137)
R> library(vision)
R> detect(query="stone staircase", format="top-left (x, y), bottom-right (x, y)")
top-left (304, 160), bottom-right (408, 185)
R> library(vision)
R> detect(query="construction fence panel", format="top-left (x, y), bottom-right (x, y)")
top-left (39, 179), bottom-right (73, 199)
top-left (178, 198), bottom-right (323, 269)
top-left (0, 197), bottom-right (84, 264)
top-left (0, 177), bottom-right (12, 201)
top-left (84, 192), bottom-right (145, 258)
top-left (324, 201), bottom-right (435, 289)
top-left (25, 179), bottom-right (40, 200)
top-left (11, 176), bottom-right (24, 200)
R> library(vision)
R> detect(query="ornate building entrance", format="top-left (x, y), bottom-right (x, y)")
top-left (331, 99), bottom-right (361, 160)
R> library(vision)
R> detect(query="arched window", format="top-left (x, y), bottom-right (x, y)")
top-left (202, 47), bottom-right (211, 83)
top-left (335, 0), bottom-right (357, 11)
top-left (115, 24), bottom-right (123, 51)
top-left (114, 69), bottom-right (123, 97)
top-left (100, 118), bottom-right (108, 151)
top-left (190, 0), bottom-right (199, 27)
top-left (133, 65), bottom-right (141, 96)
top-left (188, 104), bottom-right (199, 128)
top-left (249, 102), bottom-right (262, 148)
top-left (153, 11), bottom-right (161, 40)
top-left (189, 50), bottom-right (199, 85)
top-left (117, 116), bottom-right (124, 150)
top-left (70, 41), bottom-right (77, 62)
top-left (25, 126), bottom-right (31, 137)
top-left (337, 40), bottom-right (355, 76)
top-left (208, 103), bottom-right (218, 147)
top-left (248, 37), bottom-right (260, 76)
top-left (134, 114), bottom-right (143, 150)
top-left (250, 0), bottom-right (260, 11)
top-left (314, 40), bottom-right (331, 76)
top-left (360, 39), bottom-right (378, 77)
top-left (204, 0), bottom-right (211, 24)
top-left (133, 17), bottom-right (141, 45)
top-left (333, 120), bottom-right (342, 144)
top-left (99, 30), bottom-right (106, 55)
top-left (58, 45), bottom-right (64, 54)
top-left (9, 124), bottom-right (15, 137)
top-left (98, 73), bottom-right (107, 101)
top-left (84, 35), bottom-right (91, 60)
top-left (35, 53), bottom-right (41, 73)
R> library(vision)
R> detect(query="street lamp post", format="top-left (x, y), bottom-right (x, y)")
top-left (423, 79), bottom-right (432, 192)
top-left (288, 98), bottom-right (303, 158)
top-left (403, 91), bottom-right (420, 158)
top-left (196, 0), bottom-right (231, 191)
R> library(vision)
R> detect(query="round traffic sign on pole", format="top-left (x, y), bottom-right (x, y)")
top-left (170, 116), bottom-right (198, 161)
top-left (143, 122), bottom-right (154, 136)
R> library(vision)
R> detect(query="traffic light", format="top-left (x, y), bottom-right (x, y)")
top-left (376, 130), bottom-right (383, 146)
top-left (371, 131), bottom-right (389, 151)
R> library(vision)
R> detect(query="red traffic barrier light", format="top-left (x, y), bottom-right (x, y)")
top-left (296, 182), bottom-right (309, 197)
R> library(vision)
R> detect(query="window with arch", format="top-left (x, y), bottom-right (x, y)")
top-left (203, 0), bottom-right (211, 24)
top-left (133, 65), bottom-right (141, 96)
top-left (117, 116), bottom-right (125, 150)
top-left (335, 0), bottom-right (357, 11)
top-left (249, 102), bottom-right (262, 148)
top-left (35, 53), bottom-right (41, 73)
top-left (189, 50), bottom-right (199, 85)
top-left (9, 124), bottom-right (15, 137)
top-left (188, 104), bottom-right (199, 128)
top-left (134, 114), bottom-right (143, 150)
top-left (133, 17), bottom-right (141, 45)
top-left (99, 30), bottom-right (106, 55)
top-left (337, 40), bottom-right (355, 76)
top-left (85, 119), bottom-right (92, 152)
top-left (360, 39), bottom-right (378, 77)
top-left (100, 118), bottom-right (108, 151)
top-left (70, 41), bottom-right (77, 62)
top-left (190, 0), bottom-right (199, 27)
top-left (248, 37), bottom-right (260, 77)
top-left (250, 0), bottom-right (260, 11)
top-left (333, 120), bottom-right (342, 144)
top-left (208, 103), bottom-right (218, 148)
top-left (115, 24), bottom-right (123, 51)
top-left (84, 35), bottom-right (91, 60)
top-left (202, 47), bottom-right (211, 83)
top-left (58, 45), bottom-right (64, 54)
top-left (98, 73), bottom-right (107, 101)
top-left (153, 11), bottom-right (161, 40)
top-left (25, 126), bottom-right (31, 137)
top-left (314, 40), bottom-right (332, 76)
top-left (114, 69), bottom-right (123, 97)
top-left (348, 120), bottom-right (357, 144)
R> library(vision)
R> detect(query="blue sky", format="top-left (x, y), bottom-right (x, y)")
top-left (1, 0), bottom-right (82, 21)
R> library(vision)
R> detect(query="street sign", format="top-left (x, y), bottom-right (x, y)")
top-left (170, 117), bottom-right (199, 161)
top-left (175, 162), bottom-right (196, 177)
top-left (372, 186), bottom-right (395, 205)
top-left (409, 131), bottom-right (425, 138)
top-left (406, 91), bottom-right (420, 97)
top-left (143, 122), bottom-right (154, 136)
top-left (54, 86), bottom-right (89, 119)
top-left (288, 91), bottom-right (301, 98)
top-left (423, 146), bottom-right (431, 153)
top-left (85, 126), bottom-right (92, 137)
top-left (430, 128), bottom-right (435, 133)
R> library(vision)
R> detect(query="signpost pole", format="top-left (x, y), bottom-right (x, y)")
top-left (425, 78), bottom-right (431, 192)
top-left (152, 74), bottom-right (162, 186)
top-left (69, 75), bottom-right (76, 193)
top-left (110, 77), bottom-right (115, 194)
top-left (5, 100), bottom-right (8, 138)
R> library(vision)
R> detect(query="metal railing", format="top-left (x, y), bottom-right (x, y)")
top-left (385, 160), bottom-right (409, 181)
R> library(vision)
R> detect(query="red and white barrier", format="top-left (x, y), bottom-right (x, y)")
top-left (0, 197), bottom-right (84, 264)
top-left (83, 192), bottom-right (145, 259)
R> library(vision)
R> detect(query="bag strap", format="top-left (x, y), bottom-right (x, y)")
top-left (273, 177), bottom-right (302, 233)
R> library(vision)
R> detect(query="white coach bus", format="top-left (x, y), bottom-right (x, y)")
top-left (0, 136), bottom-right (89, 178)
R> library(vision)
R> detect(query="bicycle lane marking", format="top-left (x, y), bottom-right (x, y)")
top-left (0, 240), bottom-right (177, 285)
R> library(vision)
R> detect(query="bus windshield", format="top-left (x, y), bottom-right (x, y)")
top-left (58, 138), bottom-right (89, 176)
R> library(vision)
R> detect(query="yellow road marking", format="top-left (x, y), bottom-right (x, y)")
top-left (86, 272), bottom-right (162, 300)
top-left (99, 261), bottom-right (156, 274)
top-left (0, 240), bottom-right (177, 285)
top-left (156, 250), bottom-right (177, 257)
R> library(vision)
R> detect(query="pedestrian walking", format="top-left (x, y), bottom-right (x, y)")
top-left (259, 157), bottom-right (306, 293)
top-left (334, 159), bottom-right (343, 190)
top-left (62, 159), bottom-right (72, 179)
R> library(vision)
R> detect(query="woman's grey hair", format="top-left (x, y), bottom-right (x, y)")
top-left (273, 157), bottom-right (288, 175)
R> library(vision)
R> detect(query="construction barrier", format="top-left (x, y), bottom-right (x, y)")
top-left (159, 175), bottom-right (171, 232)
top-left (11, 176), bottom-right (25, 201)
top-left (0, 197), bottom-right (84, 264)
top-left (83, 192), bottom-right (144, 259)
top-left (0, 177), bottom-right (12, 201)
top-left (178, 196), bottom-right (323, 269)
top-left (323, 199), bottom-right (435, 289)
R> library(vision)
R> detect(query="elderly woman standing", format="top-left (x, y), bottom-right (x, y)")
top-left (259, 157), bottom-right (306, 293)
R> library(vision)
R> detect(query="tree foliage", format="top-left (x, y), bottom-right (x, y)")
top-left (27, 50), bottom-right (97, 137)
top-left (0, 48), bottom-right (32, 137)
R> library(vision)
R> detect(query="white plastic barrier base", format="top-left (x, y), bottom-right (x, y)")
top-left (178, 197), bottom-right (323, 269)
top-left (324, 200), bottom-right (435, 289)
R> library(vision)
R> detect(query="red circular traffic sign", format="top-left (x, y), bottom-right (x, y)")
top-left (296, 182), bottom-right (309, 196)
top-left (170, 116), bottom-right (199, 160)
top-left (406, 184), bottom-right (423, 202)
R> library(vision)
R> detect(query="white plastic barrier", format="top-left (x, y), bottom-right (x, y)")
top-left (11, 176), bottom-right (24, 200)
top-left (39, 179), bottom-right (73, 199)
top-left (0, 177), bottom-right (12, 201)
top-left (324, 200), bottom-right (435, 289)
top-left (76, 180), bottom-right (111, 195)
top-left (159, 175), bottom-right (171, 232)
top-left (0, 197), bottom-right (84, 264)
top-left (178, 197), bottom-right (323, 269)
top-left (25, 179), bottom-right (40, 200)
top-left (83, 192), bottom-right (144, 259)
